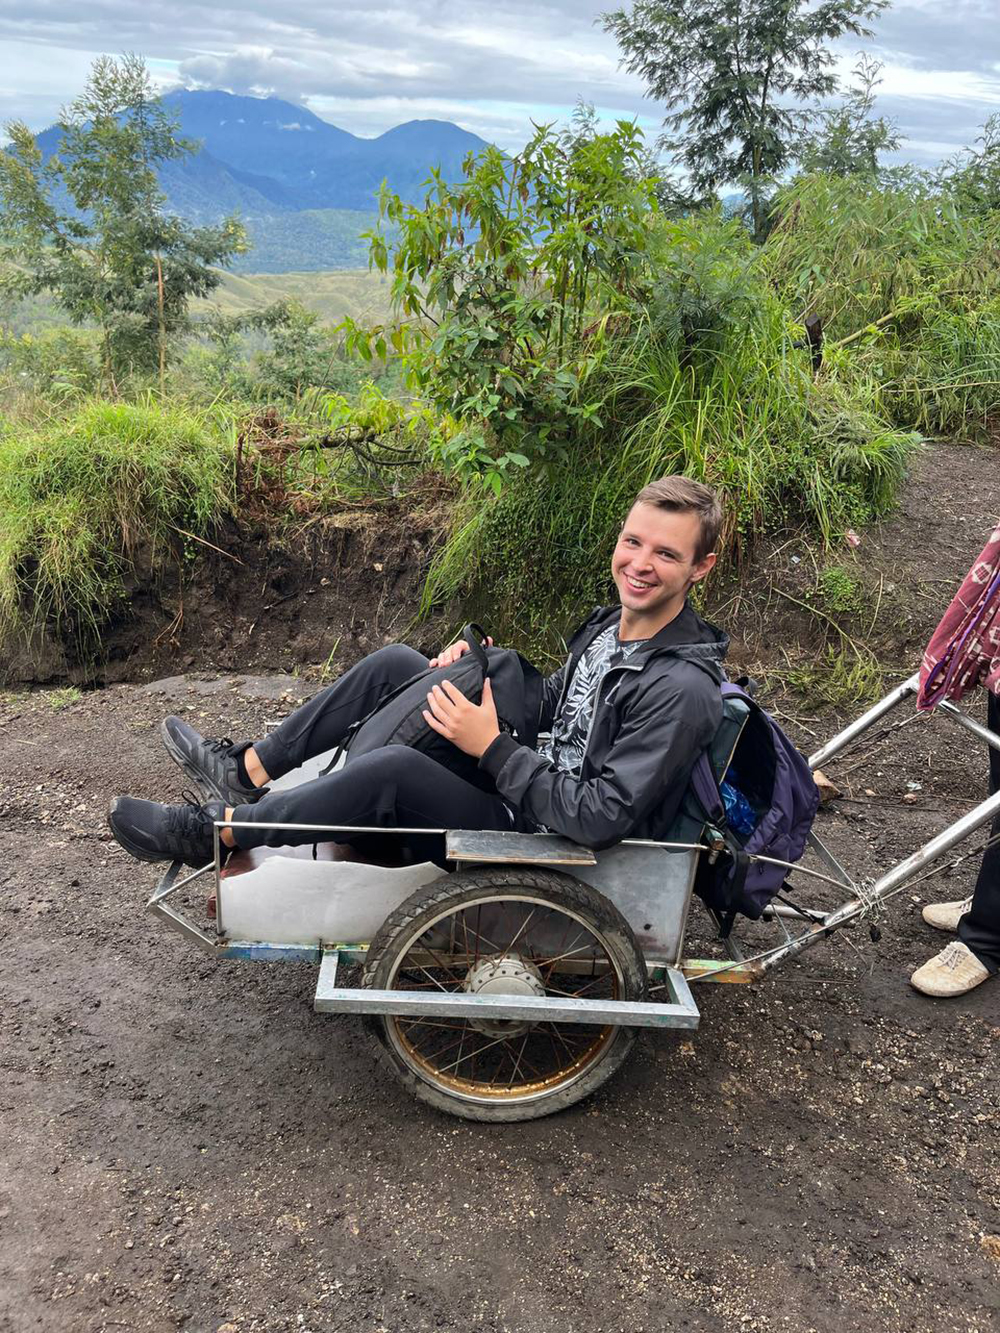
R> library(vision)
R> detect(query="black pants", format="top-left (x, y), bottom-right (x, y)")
top-left (232, 645), bottom-right (512, 852)
top-left (958, 689), bottom-right (1000, 971)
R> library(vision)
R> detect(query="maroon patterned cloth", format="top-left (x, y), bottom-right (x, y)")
top-left (918, 521), bottom-right (1000, 709)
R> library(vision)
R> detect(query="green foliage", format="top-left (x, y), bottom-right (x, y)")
top-left (192, 300), bottom-right (366, 403)
top-left (226, 209), bottom-right (383, 274)
top-left (424, 212), bottom-right (917, 658)
top-left (602, 0), bottom-right (887, 240)
top-left (44, 685), bottom-right (82, 709)
top-left (0, 54), bottom-right (245, 383)
top-left (766, 172), bottom-right (1000, 433)
top-left (785, 643), bottom-right (883, 707)
top-left (346, 120), bottom-right (656, 493)
top-left (797, 56), bottom-right (901, 182)
top-left (0, 326), bottom-right (102, 400)
top-left (0, 399), bottom-right (232, 646)
top-left (815, 565), bottom-right (863, 615)
top-left (940, 115), bottom-right (1000, 218)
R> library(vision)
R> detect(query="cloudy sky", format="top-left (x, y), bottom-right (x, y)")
top-left (1, 1), bottom-right (998, 167)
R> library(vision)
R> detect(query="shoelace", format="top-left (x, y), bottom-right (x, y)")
top-left (938, 941), bottom-right (968, 971)
top-left (204, 736), bottom-right (235, 755)
top-left (165, 790), bottom-right (210, 838)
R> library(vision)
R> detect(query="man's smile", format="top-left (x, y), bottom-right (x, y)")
top-left (624, 574), bottom-right (656, 592)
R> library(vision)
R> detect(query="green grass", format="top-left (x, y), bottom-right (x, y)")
top-left (192, 268), bottom-right (395, 327)
top-left (766, 174), bottom-right (1000, 436)
top-left (4, 267), bottom-right (394, 342)
top-left (43, 685), bottom-right (82, 709)
top-left (816, 565), bottom-right (864, 616)
top-left (0, 399), bottom-right (233, 648)
top-left (785, 644), bottom-right (884, 708)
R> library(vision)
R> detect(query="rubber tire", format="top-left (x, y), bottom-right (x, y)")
top-left (362, 865), bottom-right (647, 1122)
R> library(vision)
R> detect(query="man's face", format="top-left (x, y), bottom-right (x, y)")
top-left (611, 502), bottom-right (716, 625)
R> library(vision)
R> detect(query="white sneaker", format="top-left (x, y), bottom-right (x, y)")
top-left (910, 941), bottom-right (991, 998)
top-left (921, 896), bottom-right (973, 933)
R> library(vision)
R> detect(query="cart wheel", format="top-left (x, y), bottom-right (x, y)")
top-left (362, 866), bottom-right (646, 1122)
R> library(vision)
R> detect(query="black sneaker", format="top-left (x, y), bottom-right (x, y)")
top-left (108, 795), bottom-right (229, 868)
top-left (160, 716), bottom-right (267, 806)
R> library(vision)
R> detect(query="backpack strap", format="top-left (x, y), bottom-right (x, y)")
top-left (462, 623), bottom-right (491, 671)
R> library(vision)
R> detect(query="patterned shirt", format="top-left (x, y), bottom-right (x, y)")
top-left (538, 626), bottom-right (646, 777)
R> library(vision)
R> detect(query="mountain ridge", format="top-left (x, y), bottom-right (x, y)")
top-left (28, 89), bottom-right (489, 271)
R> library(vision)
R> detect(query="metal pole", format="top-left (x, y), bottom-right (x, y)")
top-left (937, 700), bottom-right (1000, 753)
top-left (760, 785), bottom-right (1000, 972)
top-left (808, 672), bottom-right (919, 771)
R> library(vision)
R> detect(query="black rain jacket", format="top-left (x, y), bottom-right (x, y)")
top-left (478, 603), bottom-right (728, 849)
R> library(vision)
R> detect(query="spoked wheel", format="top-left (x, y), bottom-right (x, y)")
top-left (362, 867), bottom-right (647, 1122)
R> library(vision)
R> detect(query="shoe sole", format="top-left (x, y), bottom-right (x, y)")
top-left (160, 718), bottom-right (229, 804)
top-left (910, 973), bottom-right (990, 997)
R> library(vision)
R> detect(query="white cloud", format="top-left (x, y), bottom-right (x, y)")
top-left (1, 0), bottom-right (999, 166)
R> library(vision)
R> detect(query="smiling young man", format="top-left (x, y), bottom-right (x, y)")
top-left (108, 476), bottom-right (727, 866)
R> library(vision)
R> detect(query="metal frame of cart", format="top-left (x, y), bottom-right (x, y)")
top-left (146, 671), bottom-right (1000, 1118)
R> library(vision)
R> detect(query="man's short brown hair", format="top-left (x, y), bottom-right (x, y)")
top-left (632, 476), bottom-right (722, 563)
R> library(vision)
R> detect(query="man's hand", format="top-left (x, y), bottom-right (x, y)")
top-left (428, 635), bottom-right (493, 669)
top-left (423, 676), bottom-right (501, 759)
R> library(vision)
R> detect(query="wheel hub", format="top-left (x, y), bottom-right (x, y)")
top-left (463, 953), bottom-right (545, 1038)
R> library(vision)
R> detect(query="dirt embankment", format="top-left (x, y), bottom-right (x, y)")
top-left (1, 502), bottom-right (449, 688)
top-left (5, 437), bottom-right (998, 694)
top-left (1, 439), bottom-right (999, 1333)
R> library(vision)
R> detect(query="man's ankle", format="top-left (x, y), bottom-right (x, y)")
top-left (243, 746), bottom-right (270, 789)
top-left (221, 808), bottom-right (236, 848)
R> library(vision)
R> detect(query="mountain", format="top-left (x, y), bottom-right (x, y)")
top-left (160, 91), bottom-right (487, 213)
top-left (28, 90), bottom-right (490, 271)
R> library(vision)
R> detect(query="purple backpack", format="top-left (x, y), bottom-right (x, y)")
top-left (686, 682), bottom-right (820, 925)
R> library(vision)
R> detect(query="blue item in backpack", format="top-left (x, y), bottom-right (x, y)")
top-left (720, 778), bottom-right (757, 839)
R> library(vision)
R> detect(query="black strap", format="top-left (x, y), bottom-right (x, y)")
top-left (516, 655), bottom-right (544, 748)
top-left (462, 623), bottom-right (490, 671)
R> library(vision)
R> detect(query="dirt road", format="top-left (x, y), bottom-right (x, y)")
top-left (2, 443), bottom-right (1000, 1333)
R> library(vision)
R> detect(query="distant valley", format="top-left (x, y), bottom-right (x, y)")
top-left (33, 89), bottom-right (489, 273)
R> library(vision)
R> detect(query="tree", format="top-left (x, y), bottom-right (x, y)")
top-left (939, 114), bottom-right (1000, 217)
top-left (798, 56), bottom-right (901, 181)
top-left (0, 53), bottom-right (245, 383)
top-left (603, 0), bottom-right (888, 240)
top-left (344, 120), bottom-right (656, 492)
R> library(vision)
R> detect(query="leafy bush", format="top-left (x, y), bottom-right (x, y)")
top-left (0, 399), bottom-right (232, 646)
top-left (0, 327), bottom-right (103, 400)
top-left (184, 299), bottom-right (369, 404)
top-left (424, 212), bottom-right (916, 658)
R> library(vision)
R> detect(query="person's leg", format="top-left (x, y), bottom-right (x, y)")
top-left (913, 690), bottom-right (1000, 995)
top-left (252, 644), bottom-right (427, 780)
top-left (228, 747), bottom-right (511, 850)
top-left (958, 689), bottom-right (1000, 971)
top-left (162, 644), bottom-right (428, 801)
top-left (109, 747), bottom-right (513, 866)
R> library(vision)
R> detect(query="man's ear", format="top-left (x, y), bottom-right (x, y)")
top-left (689, 552), bottom-right (717, 586)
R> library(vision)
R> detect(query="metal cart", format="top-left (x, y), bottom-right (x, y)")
top-left (147, 672), bottom-right (1000, 1121)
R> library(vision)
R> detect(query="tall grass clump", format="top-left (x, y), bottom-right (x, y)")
top-left (0, 399), bottom-right (233, 648)
top-left (765, 174), bottom-right (1000, 434)
top-left (426, 214), bottom-right (917, 659)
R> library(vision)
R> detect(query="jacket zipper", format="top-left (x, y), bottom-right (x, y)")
top-left (579, 661), bottom-right (644, 767)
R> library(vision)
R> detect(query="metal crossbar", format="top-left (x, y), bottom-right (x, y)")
top-left (312, 949), bottom-right (700, 1029)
